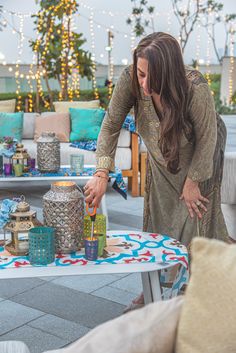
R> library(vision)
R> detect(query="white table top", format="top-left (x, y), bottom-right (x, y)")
top-left (0, 231), bottom-right (188, 279)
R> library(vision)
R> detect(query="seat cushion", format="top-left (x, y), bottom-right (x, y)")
top-left (54, 100), bottom-right (100, 113)
top-left (176, 237), bottom-right (236, 353)
top-left (0, 112), bottom-right (24, 141)
top-left (69, 108), bottom-right (105, 142)
top-left (0, 99), bottom-right (16, 113)
top-left (34, 113), bottom-right (70, 142)
top-left (22, 113), bottom-right (39, 139)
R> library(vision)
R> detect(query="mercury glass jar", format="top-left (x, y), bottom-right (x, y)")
top-left (37, 132), bottom-right (60, 173)
top-left (43, 181), bottom-right (84, 253)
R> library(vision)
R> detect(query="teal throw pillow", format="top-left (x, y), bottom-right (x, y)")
top-left (0, 112), bottom-right (24, 142)
top-left (69, 108), bottom-right (105, 142)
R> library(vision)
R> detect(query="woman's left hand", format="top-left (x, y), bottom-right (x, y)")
top-left (180, 177), bottom-right (209, 219)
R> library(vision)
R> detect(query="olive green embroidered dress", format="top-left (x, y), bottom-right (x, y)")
top-left (96, 67), bottom-right (229, 246)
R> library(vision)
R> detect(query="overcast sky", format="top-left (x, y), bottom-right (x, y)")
top-left (0, 0), bottom-right (235, 66)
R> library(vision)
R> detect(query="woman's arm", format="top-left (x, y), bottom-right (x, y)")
top-left (84, 67), bottom-right (135, 207)
top-left (187, 82), bottom-right (217, 182)
top-left (96, 66), bottom-right (136, 172)
top-left (180, 82), bottom-right (217, 218)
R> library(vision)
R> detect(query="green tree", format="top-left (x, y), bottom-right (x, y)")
top-left (31, 0), bottom-right (93, 108)
top-left (127, 0), bottom-right (155, 37)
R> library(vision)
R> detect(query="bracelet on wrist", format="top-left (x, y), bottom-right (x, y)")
top-left (93, 172), bottom-right (109, 181)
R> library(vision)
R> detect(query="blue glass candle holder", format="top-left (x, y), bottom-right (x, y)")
top-left (84, 237), bottom-right (98, 261)
top-left (29, 227), bottom-right (55, 265)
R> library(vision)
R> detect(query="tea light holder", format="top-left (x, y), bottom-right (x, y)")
top-left (4, 163), bottom-right (12, 176)
top-left (84, 237), bottom-right (98, 261)
top-left (28, 227), bottom-right (55, 265)
top-left (70, 154), bottom-right (84, 173)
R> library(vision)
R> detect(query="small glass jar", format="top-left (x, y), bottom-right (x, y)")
top-left (70, 154), bottom-right (84, 173)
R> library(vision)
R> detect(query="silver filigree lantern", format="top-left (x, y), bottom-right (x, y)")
top-left (37, 132), bottom-right (60, 173)
top-left (43, 181), bottom-right (84, 253)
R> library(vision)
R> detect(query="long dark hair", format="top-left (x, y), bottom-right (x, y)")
top-left (132, 32), bottom-right (189, 174)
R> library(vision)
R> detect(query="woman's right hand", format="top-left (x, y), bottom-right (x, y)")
top-left (84, 173), bottom-right (109, 207)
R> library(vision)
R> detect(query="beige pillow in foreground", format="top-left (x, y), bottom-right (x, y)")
top-left (34, 113), bottom-right (70, 142)
top-left (45, 296), bottom-right (184, 353)
top-left (54, 100), bottom-right (100, 113)
top-left (176, 237), bottom-right (236, 353)
top-left (0, 99), bottom-right (16, 112)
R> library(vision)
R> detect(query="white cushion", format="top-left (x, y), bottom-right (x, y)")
top-left (44, 296), bottom-right (184, 353)
top-left (0, 99), bottom-right (16, 112)
top-left (22, 140), bottom-right (132, 170)
top-left (54, 100), bottom-right (100, 113)
top-left (22, 113), bottom-right (39, 139)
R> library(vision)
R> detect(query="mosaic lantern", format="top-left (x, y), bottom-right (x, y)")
top-left (43, 181), bottom-right (84, 253)
top-left (4, 197), bottom-right (42, 256)
top-left (12, 143), bottom-right (30, 172)
top-left (37, 132), bottom-right (60, 173)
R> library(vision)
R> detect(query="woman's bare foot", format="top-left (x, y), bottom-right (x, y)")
top-left (132, 292), bottom-right (144, 304)
top-left (123, 292), bottom-right (144, 314)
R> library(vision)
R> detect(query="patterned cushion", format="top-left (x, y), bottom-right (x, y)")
top-left (54, 100), bottom-right (100, 113)
top-left (0, 99), bottom-right (16, 113)
top-left (176, 237), bottom-right (236, 353)
top-left (69, 108), bottom-right (105, 142)
top-left (0, 112), bottom-right (24, 141)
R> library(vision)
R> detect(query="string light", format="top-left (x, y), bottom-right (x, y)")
top-left (195, 22), bottom-right (201, 70)
top-left (205, 8), bottom-right (213, 90)
top-left (89, 10), bottom-right (99, 100)
top-left (15, 15), bottom-right (25, 112)
top-left (167, 11), bottom-right (172, 33)
top-left (228, 25), bottom-right (235, 105)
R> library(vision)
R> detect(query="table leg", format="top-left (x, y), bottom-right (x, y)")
top-left (100, 194), bottom-right (109, 230)
top-left (141, 271), bottom-right (162, 304)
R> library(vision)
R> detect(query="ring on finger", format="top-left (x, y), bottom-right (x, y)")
top-left (196, 200), bottom-right (201, 206)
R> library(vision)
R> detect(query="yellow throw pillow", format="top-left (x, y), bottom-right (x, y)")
top-left (34, 113), bottom-right (70, 142)
top-left (176, 237), bottom-right (236, 353)
top-left (54, 100), bottom-right (100, 113)
top-left (0, 99), bottom-right (16, 112)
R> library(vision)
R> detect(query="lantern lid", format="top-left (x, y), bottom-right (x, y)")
top-left (12, 144), bottom-right (30, 160)
top-left (17, 200), bottom-right (30, 212)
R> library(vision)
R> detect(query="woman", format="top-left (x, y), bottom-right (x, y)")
top-left (84, 32), bottom-right (228, 305)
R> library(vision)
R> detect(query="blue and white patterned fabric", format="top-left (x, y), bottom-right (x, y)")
top-left (122, 114), bottom-right (136, 133)
top-left (70, 140), bottom-right (97, 151)
top-left (0, 199), bottom-right (18, 228)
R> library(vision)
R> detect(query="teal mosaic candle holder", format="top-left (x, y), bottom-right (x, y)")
top-left (29, 227), bottom-right (55, 265)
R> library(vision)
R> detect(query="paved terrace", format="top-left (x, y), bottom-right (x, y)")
top-left (0, 115), bottom-right (235, 353)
